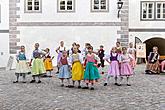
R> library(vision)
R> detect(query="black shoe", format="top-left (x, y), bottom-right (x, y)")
top-left (68, 85), bottom-right (74, 88)
top-left (90, 87), bottom-right (94, 90)
top-left (13, 81), bottom-right (18, 83)
top-left (30, 80), bottom-right (36, 83)
top-left (104, 83), bottom-right (107, 86)
top-left (37, 80), bottom-right (41, 83)
top-left (61, 84), bottom-right (64, 87)
top-left (114, 83), bottom-right (118, 85)
top-left (127, 84), bottom-right (131, 86)
top-left (78, 86), bottom-right (81, 89)
top-left (22, 81), bottom-right (26, 83)
top-left (82, 86), bottom-right (89, 89)
top-left (117, 84), bottom-right (121, 86)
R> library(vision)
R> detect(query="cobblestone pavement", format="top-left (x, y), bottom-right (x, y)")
top-left (0, 65), bottom-right (165, 110)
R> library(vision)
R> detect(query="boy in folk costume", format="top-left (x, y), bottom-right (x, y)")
top-left (98, 45), bottom-right (105, 74)
top-left (13, 46), bottom-right (31, 83)
top-left (69, 45), bottom-right (84, 88)
top-left (83, 46), bottom-right (100, 90)
top-left (56, 41), bottom-right (66, 73)
top-left (29, 43), bottom-right (46, 83)
top-left (43, 48), bottom-right (54, 77)
top-left (145, 46), bottom-right (160, 74)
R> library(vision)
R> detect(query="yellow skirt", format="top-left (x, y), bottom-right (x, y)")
top-left (72, 61), bottom-right (84, 81)
top-left (44, 58), bottom-right (53, 71)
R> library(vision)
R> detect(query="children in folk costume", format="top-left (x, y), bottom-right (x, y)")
top-left (145, 46), bottom-right (160, 74)
top-left (69, 45), bottom-right (84, 88)
top-left (13, 46), bottom-right (31, 83)
top-left (127, 42), bottom-right (136, 69)
top-left (98, 45), bottom-right (105, 74)
top-left (56, 41), bottom-right (66, 73)
top-left (43, 48), bottom-right (54, 77)
top-left (83, 46), bottom-right (100, 90)
top-left (29, 43), bottom-right (46, 83)
top-left (58, 51), bottom-right (71, 87)
top-left (119, 47), bottom-right (134, 86)
top-left (103, 47), bottom-right (120, 86)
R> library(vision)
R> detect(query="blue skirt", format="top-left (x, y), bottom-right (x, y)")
top-left (84, 62), bottom-right (100, 80)
top-left (58, 65), bottom-right (71, 79)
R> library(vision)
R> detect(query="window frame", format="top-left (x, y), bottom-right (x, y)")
top-left (24, 0), bottom-right (42, 13)
top-left (91, 0), bottom-right (109, 12)
top-left (156, 2), bottom-right (165, 20)
top-left (57, 0), bottom-right (75, 13)
top-left (141, 1), bottom-right (165, 21)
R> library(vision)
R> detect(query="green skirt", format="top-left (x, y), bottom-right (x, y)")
top-left (84, 62), bottom-right (100, 80)
top-left (32, 58), bottom-right (46, 76)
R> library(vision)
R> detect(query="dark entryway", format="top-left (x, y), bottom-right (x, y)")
top-left (144, 37), bottom-right (165, 57)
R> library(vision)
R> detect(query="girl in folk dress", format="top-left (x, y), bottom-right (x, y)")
top-left (127, 42), bottom-right (136, 69)
top-left (83, 46), bottom-right (100, 90)
top-left (43, 48), bottom-right (54, 77)
top-left (119, 47), bottom-right (134, 86)
top-left (13, 46), bottom-right (31, 83)
top-left (103, 47), bottom-right (120, 86)
top-left (58, 51), bottom-right (71, 87)
top-left (56, 41), bottom-right (66, 73)
top-left (69, 45), bottom-right (84, 88)
top-left (145, 46), bottom-right (160, 74)
top-left (29, 43), bottom-right (46, 83)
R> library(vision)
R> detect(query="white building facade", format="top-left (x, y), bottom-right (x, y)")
top-left (129, 0), bottom-right (165, 57)
top-left (1, 0), bottom-right (129, 67)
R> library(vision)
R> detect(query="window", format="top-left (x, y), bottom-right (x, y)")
top-left (156, 2), bottom-right (165, 19)
top-left (25, 0), bottom-right (41, 13)
top-left (58, 0), bottom-right (75, 12)
top-left (141, 1), bottom-right (165, 20)
top-left (91, 0), bottom-right (109, 12)
top-left (141, 2), bottom-right (154, 20)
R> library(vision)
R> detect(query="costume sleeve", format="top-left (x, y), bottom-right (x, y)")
top-left (103, 54), bottom-right (110, 60)
top-left (95, 55), bottom-right (100, 64)
top-left (31, 51), bottom-right (34, 60)
top-left (69, 55), bottom-right (73, 65)
top-left (16, 52), bottom-right (19, 61)
top-left (79, 53), bottom-right (83, 64)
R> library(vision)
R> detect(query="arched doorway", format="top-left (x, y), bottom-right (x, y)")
top-left (144, 37), bottom-right (165, 57)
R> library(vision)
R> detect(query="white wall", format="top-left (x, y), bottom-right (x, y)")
top-left (129, 0), bottom-right (165, 29)
top-left (17, 0), bottom-right (120, 22)
top-left (0, 34), bottom-right (9, 67)
top-left (0, 0), bottom-right (9, 67)
top-left (0, 0), bottom-right (9, 29)
top-left (17, 26), bottom-right (120, 66)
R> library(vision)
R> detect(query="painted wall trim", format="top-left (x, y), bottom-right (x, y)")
top-left (129, 28), bottom-right (165, 32)
top-left (0, 30), bottom-right (9, 33)
top-left (16, 22), bottom-right (126, 26)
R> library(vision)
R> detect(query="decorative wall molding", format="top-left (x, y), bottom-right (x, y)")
top-left (0, 30), bottom-right (9, 33)
top-left (129, 28), bottom-right (165, 32)
top-left (16, 22), bottom-right (126, 26)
